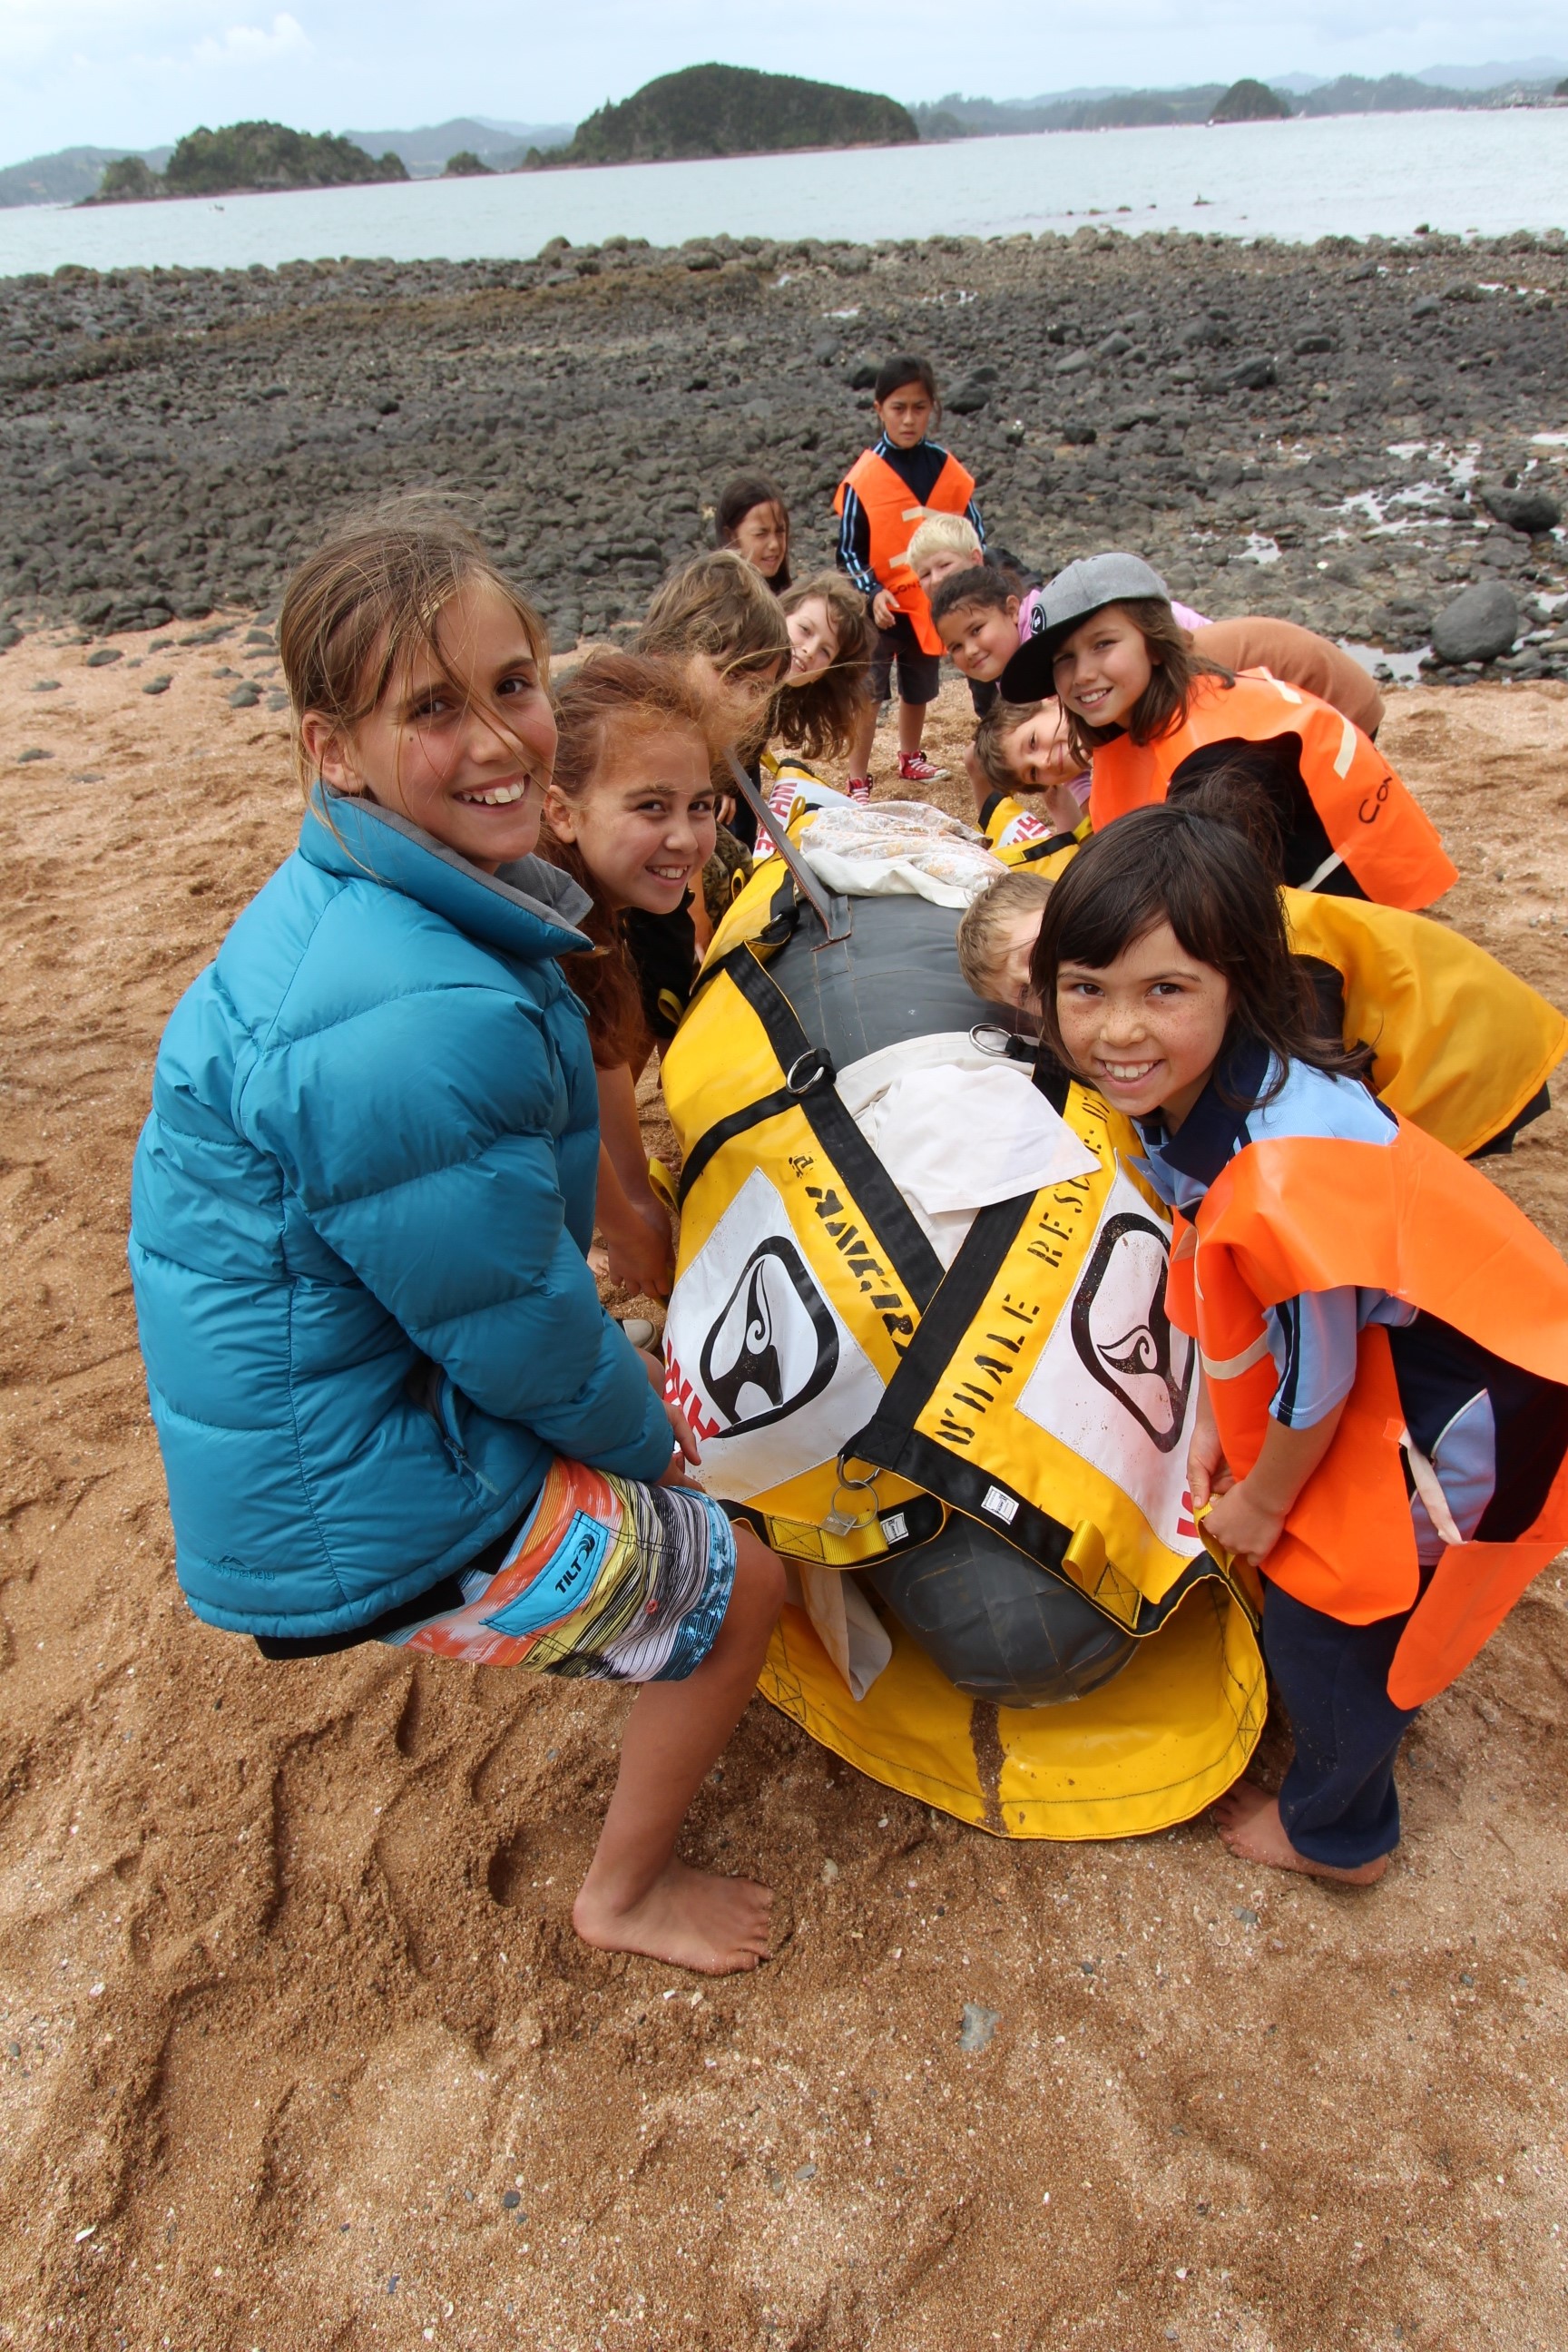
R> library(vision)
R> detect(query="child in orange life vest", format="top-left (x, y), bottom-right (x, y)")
top-left (542, 652), bottom-right (721, 1304)
top-left (1001, 552), bottom-right (1455, 909)
top-left (835, 353), bottom-right (983, 799)
top-left (1033, 806), bottom-right (1568, 1883)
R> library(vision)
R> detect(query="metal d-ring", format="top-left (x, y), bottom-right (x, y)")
top-left (969, 1021), bottom-right (1041, 1061)
top-left (822, 1455), bottom-right (883, 1536)
top-left (785, 1047), bottom-right (831, 1094)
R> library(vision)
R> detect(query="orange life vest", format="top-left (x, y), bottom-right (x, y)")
top-left (833, 448), bottom-right (976, 656)
top-left (1165, 1118), bottom-right (1568, 1707)
top-left (1090, 670), bottom-right (1457, 911)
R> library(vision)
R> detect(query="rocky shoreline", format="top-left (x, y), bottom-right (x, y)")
top-left (2, 225), bottom-right (1566, 679)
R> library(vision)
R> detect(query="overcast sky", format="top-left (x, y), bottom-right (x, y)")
top-left (4, 0), bottom-right (1565, 159)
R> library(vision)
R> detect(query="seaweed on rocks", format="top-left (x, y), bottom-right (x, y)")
top-left (0, 230), bottom-right (1565, 677)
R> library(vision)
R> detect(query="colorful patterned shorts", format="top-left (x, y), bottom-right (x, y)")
top-left (382, 1457), bottom-right (736, 1682)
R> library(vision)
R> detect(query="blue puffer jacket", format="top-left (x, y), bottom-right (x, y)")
top-left (129, 789), bottom-right (671, 1640)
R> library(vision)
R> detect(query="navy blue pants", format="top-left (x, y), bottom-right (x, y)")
top-left (1262, 1581), bottom-right (1420, 1869)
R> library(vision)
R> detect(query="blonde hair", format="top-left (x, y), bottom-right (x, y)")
top-left (972, 698), bottom-right (1047, 790)
top-left (774, 572), bottom-right (872, 761)
top-left (906, 512), bottom-right (982, 573)
top-left (279, 502), bottom-right (546, 798)
top-left (956, 867), bottom-right (1055, 998)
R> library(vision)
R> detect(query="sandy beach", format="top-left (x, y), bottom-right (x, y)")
top-left (2, 618), bottom-right (1567, 2347)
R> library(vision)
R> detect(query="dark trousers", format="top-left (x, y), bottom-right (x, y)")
top-left (1262, 1580), bottom-right (1419, 1868)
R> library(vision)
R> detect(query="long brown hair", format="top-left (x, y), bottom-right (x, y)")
top-left (1059, 597), bottom-right (1231, 768)
top-left (715, 472), bottom-right (791, 593)
top-left (279, 501), bottom-right (547, 798)
top-left (1032, 791), bottom-right (1374, 1108)
top-left (543, 650), bottom-right (711, 1067)
top-left (637, 551), bottom-right (791, 765)
top-left (773, 572), bottom-right (872, 761)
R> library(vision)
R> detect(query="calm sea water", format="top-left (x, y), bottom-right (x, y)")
top-left (0, 109), bottom-right (1563, 276)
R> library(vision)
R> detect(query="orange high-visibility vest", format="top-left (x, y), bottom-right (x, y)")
top-left (1165, 1118), bottom-right (1568, 1707)
top-left (833, 448), bottom-right (976, 655)
top-left (1091, 670), bottom-right (1456, 911)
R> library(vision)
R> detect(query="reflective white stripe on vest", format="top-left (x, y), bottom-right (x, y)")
top-left (1200, 1332), bottom-right (1273, 1380)
top-left (1298, 849), bottom-right (1347, 892)
top-left (1333, 714), bottom-right (1357, 779)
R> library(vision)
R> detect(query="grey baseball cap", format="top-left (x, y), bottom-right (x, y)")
top-left (999, 552), bottom-right (1171, 701)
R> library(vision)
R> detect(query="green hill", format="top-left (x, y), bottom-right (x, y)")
top-left (1210, 79), bottom-right (1292, 122)
top-left (527, 63), bottom-right (916, 168)
top-left (84, 121), bottom-right (407, 204)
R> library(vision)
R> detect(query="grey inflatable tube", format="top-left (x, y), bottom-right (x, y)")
top-left (770, 890), bottom-right (1140, 1706)
top-left (867, 1515), bottom-right (1138, 1710)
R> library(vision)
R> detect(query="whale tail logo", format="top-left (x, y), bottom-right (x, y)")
top-left (1069, 1212), bottom-right (1193, 1453)
top-left (699, 1236), bottom-right (839, 1439)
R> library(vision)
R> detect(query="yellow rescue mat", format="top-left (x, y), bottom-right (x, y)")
top-left (662, 856), bottom-right (1267, 1838)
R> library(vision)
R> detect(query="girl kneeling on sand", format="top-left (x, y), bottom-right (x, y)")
top-left (1031, 805), bottom-right (1568, 1880)
top-left (129, 512), bottom-right (783, 1975)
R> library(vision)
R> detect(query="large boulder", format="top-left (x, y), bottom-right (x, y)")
top-left (1430, 583), bottom-right (1519, 666)
top-left (1482, 482), bottom-right (1563, 535)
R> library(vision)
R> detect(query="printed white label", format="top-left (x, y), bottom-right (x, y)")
top-left (663, 1169), bottom-right (884, 1504)
top-left (982, 1485), bottom-right (1020, 1524)
top-left (1015, 1170), bottom-right (1198, 1551)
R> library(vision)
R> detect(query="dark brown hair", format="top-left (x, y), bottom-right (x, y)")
top-left (773, 571), bottom-right (872, 760)
top-left (875, 353), bottom-right (941, 417)
top-left (929, 564), bottom-right (1017, 628)
top-left (279, 501), bottom-right (546, 797)
top-left (973, 697), bottom-right (1050, 790)
top-left (1031, 796), bottom-right (1373, 1106)
top-left (1057, 597), bottom-right (1231, 767)
top-left (715, 472), bottom-right (791, 592)
top-left (544, 650), bottom-right (711, 1068)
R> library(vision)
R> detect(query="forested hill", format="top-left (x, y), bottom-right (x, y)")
top-left (527, 64), bottom-right (916, 168)
top-left (83, 122), bottom-right (407, 205)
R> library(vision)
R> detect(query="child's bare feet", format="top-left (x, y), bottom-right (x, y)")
top-left (573, 1859), bottom-right (773, 1975)
top-left (1213, 1780), bottom-right (1387, 1885)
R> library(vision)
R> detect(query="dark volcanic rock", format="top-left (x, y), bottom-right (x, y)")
top-left (0, 230), bottom-right (1565, 654)
top-left (1482, 482), bottom-right (1563, 535)
top-left (1430, 583), bottom-right (1520, 665)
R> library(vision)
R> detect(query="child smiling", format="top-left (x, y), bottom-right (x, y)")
top-left (130, 512), bottom-right (784, 1975)
top-left (1032, 803), bottom-right (1568, 1883)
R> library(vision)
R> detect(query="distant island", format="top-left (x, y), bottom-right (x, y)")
top-left (910, 63), bottom-right (1568, 137)
top-left (83, 121), bottom-right (407, 205)
top-left (524, 64), bottom-right (916, 169)
top-left (1210, 78), bottom-right (1291, 122)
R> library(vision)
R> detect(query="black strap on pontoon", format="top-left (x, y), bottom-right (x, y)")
top-left (676, 942), bottom-right (945, 1310)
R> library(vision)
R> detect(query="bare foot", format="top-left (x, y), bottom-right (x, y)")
top-left (573, 1859), bottom-right (774, 1975)
top-left (1213, 1781), bottom-right (1388, 1885)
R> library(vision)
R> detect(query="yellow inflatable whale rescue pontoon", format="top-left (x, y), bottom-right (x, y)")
top-left (660, 820), bottom-right (1267, 1841)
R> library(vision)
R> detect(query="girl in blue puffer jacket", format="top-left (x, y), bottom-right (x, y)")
top-left (129, 512), bottom-right (784, 1977)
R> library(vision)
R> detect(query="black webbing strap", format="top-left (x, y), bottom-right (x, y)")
top-left (848, 1191), bottom-right (1034, 1484)
top-left (1017, 827), bottom-right (1081, 865)
top-left (843, 1147), bottom-right (1221, 1640)
top-left (677, 944), bottom-right (945, 1309)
